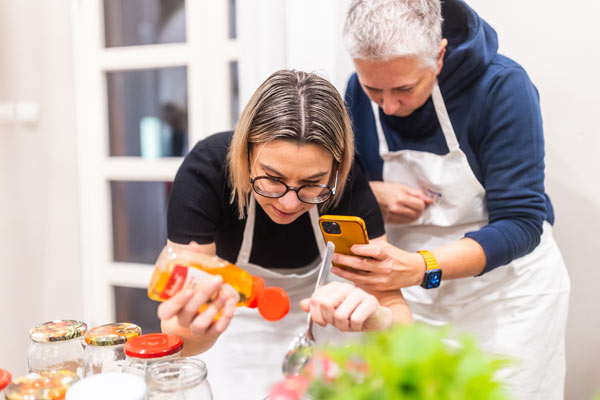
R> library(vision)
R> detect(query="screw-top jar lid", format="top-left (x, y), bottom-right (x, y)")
top-left (258, 286), bottom-right (290, 321)
top-left (5, 370), bottom-right (79, 400)
top-left (124, 333), bottom-right (183, 359)
top-left (65, 372), bottom-right (146, 400)
top-left (0, 368), bottom-right (11, 391)
top-left (251, 277), bottom-right (290, 321)
top-left (29, 320), bottom-right (88, 343)
top-left (84, 322), bottom-right (141, 346)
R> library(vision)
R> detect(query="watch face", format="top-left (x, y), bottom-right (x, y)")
top-left (423, 269), bottom-right (442, 289)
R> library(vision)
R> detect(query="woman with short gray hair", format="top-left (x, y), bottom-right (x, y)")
top-left (334, 1), bottom-right (570, 399)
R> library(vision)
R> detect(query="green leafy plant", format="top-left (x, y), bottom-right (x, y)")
top-left (305, 323), bottom-right (510, 400)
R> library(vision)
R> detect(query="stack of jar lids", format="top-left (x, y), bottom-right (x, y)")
top-left (124, 333), bottom-right (183, 359)
top-left (0, 368), bottom-right (11, 391)
top-left (29, 320), bottom-right (88, 343)
top-left (84, 323), bottom-right (141, 346)
top-left (5, 370), bottom-right (79, 400)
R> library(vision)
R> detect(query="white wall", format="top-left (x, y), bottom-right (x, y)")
top-left (0, 0), bottom-right (82, 377)
top-left (466, 3), bottom-right (600, 398)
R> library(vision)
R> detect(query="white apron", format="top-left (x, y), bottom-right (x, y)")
top-left (199, 197), bottom-right (350, 399)
top-left (371, 83), bottom-right (570, 400)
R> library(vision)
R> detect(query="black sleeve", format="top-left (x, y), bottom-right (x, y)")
top-left (328, 161), bottom-right (386, 239)
top-left (167, 132), bottom-right (233, 245)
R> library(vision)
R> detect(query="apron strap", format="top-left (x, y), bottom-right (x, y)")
top-left (370, 82), bottom-right (460, 155)
top-left (236, 194), bottom-right (326, 266)
top-left (371, 101), bottom-right (389, 156)
top-left (309, 206), bottom-right (326, 258)
top-left (236, 195), bottom-right (256, 266)
top-left (431, 82), bottom-right (460, 152)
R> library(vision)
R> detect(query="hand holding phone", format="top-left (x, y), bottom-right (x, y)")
top-left (319, 215), bottom-right (369, 269)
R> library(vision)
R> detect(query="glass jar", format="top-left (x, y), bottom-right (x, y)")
top-left (5, 370), bottom-right (79, 400)
top-left (0, 368), bottom-right (11, 397)
top-left (82, 322), bottom-right (141, 377)
top-left (27, 320), bottom-right (87, 377)
top-left (146, 358), bottom-right (212, 400)
top-left (65, 372), bottom-right (146, 400)
top-left (122, 333), bottom-right (183, 379)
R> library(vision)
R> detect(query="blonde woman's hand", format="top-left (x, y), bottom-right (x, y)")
top-left (299, 281), bottom-right (393, 332)
top-left (158, 274), bottom-right (237, 356)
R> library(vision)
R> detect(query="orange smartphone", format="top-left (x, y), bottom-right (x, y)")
top-left (319, 215), bottom-right (369, 269)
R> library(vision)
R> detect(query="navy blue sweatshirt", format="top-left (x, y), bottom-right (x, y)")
top-left (345, 0), bottom-right (552, 273)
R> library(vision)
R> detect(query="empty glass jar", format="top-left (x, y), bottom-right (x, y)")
top-left (146, 358), bottom-right (212, 399)
top-left (27, 320), bottom-right (87, 377)
top-left (122, 333), bottom-right (183, 379)
top-left (5, 370), bottom-right (79, 400)
top-left (82, 322), bottom-right (142, 377)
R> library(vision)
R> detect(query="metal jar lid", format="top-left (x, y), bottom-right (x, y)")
top-left (29, 320), bottom-right (88, 343)
top-left (124, 333), bottom-right (183, 359)
top-left (84, 322), bottom-right (142, 346)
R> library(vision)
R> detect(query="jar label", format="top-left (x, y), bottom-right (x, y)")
top-left (159, 265), bottom-right (215, 300)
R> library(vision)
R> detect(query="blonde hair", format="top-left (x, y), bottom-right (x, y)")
top-left (227, 70), bottom-right (354, 218)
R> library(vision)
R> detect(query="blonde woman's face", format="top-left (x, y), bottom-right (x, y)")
top-left (249, 139), bottom-right (334, 225)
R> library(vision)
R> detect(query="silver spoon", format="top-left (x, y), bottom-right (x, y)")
top-left (281, 241), bottom-right (335, 377)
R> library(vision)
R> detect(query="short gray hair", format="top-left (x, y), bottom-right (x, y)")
top-left (343, 0), bottom-right (443, 68)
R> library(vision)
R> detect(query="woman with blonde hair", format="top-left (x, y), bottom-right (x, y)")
top-left (158, 69), bottom-right (411, 398)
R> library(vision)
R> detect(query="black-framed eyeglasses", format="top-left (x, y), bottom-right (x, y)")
top-left (250, 170), bottom-right (338, 204)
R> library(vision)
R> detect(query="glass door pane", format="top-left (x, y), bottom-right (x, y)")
top-left (106, 67), bottom-right (188, 158)
top-left (111, 180), bottom-right (172, 264)
top-left (114, 286), bottom-right (162, 333)
top-left (103, 0), bottom-right (186, 47)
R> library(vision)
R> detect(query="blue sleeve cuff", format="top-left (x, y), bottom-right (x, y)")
top-left (465, 218), bottom-right (542, 274)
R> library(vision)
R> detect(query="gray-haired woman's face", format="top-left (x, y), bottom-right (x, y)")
top-left (354, 55), bottom-right (440, 117)
top-left (248, 139), bottom-right (334, 225)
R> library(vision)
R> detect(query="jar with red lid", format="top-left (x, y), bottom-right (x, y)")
top-left (5, 370), bottom-right (78, 400)
top-left (27, 320), bottom-right (87, 377)
top-left (82, 322), bottom-right (142, 377)
top-left (0, 368), bottom-right (12, 397)
top-left (122, 333), bottom-right (183, 379)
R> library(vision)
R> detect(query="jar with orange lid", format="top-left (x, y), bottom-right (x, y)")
top-left (5, 370), bottom-right (78, 400)
top-left (27, 320), bottom-right (87, 377)
top-left (148, 242), bottom-right (290, 321)
top-left (122, 333), bottom-right (183, 379)
top-left (82, 322), bottom-right (142, 377)
top-left (0, 368), bottom-right (11, 397)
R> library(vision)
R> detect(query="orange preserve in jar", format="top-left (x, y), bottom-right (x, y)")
top-left (148, 243), bottom-right (290, 321)
top-left (5, 370), bottom-right (78, 400)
